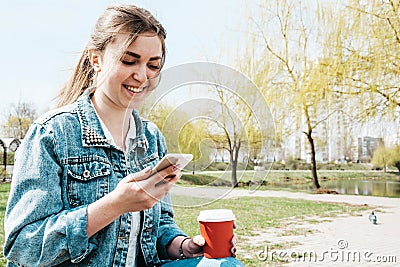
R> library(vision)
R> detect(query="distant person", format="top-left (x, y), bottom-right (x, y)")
top-left (3, 4), bottom-right (243, 267)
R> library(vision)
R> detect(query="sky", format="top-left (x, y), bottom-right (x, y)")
top-left (0, 0), bottom-right (249, 117)
top-left (1, 0), bottom-right (396, 141)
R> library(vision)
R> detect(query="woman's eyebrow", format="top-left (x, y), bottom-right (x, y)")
top-left (125, 51), bottom-right (161, 61)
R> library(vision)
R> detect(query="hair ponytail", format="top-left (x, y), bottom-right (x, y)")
top-left (56, 51), bottom-right (95, 107)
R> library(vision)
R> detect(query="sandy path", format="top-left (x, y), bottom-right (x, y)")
top-left (171, 186), bottom-right (400, 266)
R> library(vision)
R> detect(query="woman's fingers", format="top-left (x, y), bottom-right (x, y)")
top-left (231, 222), bottom-right (238, 256)
top-left (231, 233), bottom-right (238, 257)
top-left (113, 165), bottom-right (181, 213)
top-left (153, 165), bottom-right (181, 187)
top-left (135, 165), bottom-right (179, 199)
top-left (120, 164), bottom-right (180, 206)
top-left (231, 233), bottom-right (238, 246)
top-left (128, 164), bottom-right (177, 185)
top-left (231, 246), bottom-right (237, 257)
top-left (126, 167), bottom-right (151, 182)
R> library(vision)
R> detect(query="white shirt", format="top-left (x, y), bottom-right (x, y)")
top-left (92, 105), bottom-right (140, 267)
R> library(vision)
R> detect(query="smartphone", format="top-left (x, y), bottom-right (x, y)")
top-left (151, 153), bottom-right (193, 180)
top-left (153, 153), bottom-right (193, 172)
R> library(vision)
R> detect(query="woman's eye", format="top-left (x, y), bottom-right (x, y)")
top-left (148, 64), bottom-right (161, 70)
top-left (121, 60), bottom-right (137, 65)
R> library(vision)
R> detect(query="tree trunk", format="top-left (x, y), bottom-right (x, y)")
top-left (230, 141), bottom-right (241, 187)
top-left (231, 159), bottom-right (238, 187)
top-left (303, 104), bottom-right (320, 190)
top-left (395, 161), bottom-right (400, 172)
top-left (306, 132), bottom-right (320, 189)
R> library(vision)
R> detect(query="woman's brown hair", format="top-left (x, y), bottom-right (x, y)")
top-left (56, 4), bottom-right (166, 107)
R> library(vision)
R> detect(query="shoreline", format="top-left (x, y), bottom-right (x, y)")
top-left (171, 186), bottom-right (400, 205)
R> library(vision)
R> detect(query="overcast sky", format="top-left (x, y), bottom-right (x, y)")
top-left (0, 0), bottom-right (249, 117)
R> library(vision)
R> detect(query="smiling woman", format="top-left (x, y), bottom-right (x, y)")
top-left (89, 33), bottom-right (163, 114)
top-left (3, 3), bottom-right (243, 267)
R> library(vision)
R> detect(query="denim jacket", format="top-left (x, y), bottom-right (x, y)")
top-left (3, 90), bottom-right (186, 267)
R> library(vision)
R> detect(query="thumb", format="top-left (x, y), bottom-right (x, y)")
top-left (192, 235), bottom-right (206, 246)
top-left (126, 167), bottom-right (152, 182)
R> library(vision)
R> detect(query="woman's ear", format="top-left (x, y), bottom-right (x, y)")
top-left (88, 49), bottom-right (102, 72)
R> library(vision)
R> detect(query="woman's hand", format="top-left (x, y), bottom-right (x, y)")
top-left (111, 165), bottom-right (181, 214)
top-left (179, 233), bottom-right (238, 258)
top-left (167, 235), bottom-right (204, 259)
top-left (87, 165), bottom-right (180, 237)
top-left (184, 235), bottom-right (205, 257)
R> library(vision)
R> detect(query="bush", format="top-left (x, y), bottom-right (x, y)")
top-left (203, 162), bottom-right (228, 171)
top-left (180, 174), bottom-right (217, 185)
top-left (284, 157), bottom-right (310, 170)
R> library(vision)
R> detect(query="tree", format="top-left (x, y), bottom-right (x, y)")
top-left (328, 0), bottom-right (400, 120)
top-left (177, 120), bottom-right (214, 173)
top-left (2, 101), bottom-right (37, 139)
top-left (372, 145), bottom-right (400, 172)
top-left (245, 0), bottom-right (341, 189)
top-left (143, 102), bottom-right (214, 172)
top-left (142, 62), bottom-right (274, 187)
top-left (371, 145), bottom-right (391, 172)
top-left (388, 145), bottom-right (400, 172)
top-left (205, 85), bottom-right (255, 187)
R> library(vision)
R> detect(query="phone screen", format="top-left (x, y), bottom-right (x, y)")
top-left (154, 154), bottom-right (193, 172)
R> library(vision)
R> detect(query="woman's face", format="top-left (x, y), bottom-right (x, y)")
top-left (94, 33), bottom-right (163, 110)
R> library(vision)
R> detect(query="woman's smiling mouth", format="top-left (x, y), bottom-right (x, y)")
top-left (124, 84), bottom-right (145, 93)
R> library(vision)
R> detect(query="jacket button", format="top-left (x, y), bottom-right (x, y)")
top-left (82, 170), bottom-right (91, 178)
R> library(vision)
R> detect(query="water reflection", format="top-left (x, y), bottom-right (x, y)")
top-left (321, 179), bottom-right (400, 197)
top-left (271, 179), bottom-right (400, 197)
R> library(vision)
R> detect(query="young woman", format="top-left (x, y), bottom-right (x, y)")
top-left (3, 4), bottom-right (243, 267)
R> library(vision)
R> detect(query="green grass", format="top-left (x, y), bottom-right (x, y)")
top-left (172, 195), bottom-right (368, 266)
top-left (0, 183), bottom-right (10, 266)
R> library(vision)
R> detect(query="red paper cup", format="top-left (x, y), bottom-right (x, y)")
top-left (198, 209), bottom-right (236, 258)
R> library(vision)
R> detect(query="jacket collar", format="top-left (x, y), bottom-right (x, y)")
top-left (76, 88), bottom-right (148, 151)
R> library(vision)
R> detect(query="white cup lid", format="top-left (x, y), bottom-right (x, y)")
top-left (197, 209), bottom-right (236, 222)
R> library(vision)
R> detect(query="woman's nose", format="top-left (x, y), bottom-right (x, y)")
top-left (133, 64), bottom-right (148, 84)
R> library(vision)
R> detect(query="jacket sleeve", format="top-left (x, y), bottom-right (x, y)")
top-left (3, 123), bottom-right (98, 266)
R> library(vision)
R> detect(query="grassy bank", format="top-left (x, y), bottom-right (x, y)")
top-left (180, 170), bottom-right (400, 187)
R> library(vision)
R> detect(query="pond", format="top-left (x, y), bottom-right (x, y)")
top-left (272, 179), bottom-right (400, 197)
top-left (321, 179), bottom-right (400, 197)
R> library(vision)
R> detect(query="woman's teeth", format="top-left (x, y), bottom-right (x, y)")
top-left (125, 85), bottom-right (144, 93)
